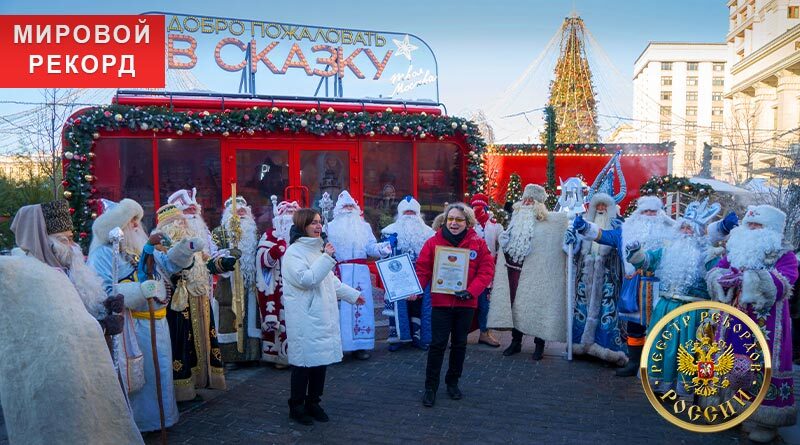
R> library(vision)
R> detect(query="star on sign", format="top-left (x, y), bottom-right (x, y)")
top-left (392, 34), bottom-right (418, 61)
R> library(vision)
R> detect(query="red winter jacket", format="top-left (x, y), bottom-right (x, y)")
top-left (415, 228), bottom-right (495, 309)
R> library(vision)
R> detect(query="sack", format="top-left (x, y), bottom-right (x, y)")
top-left (170, 277), bottom-right (189, 312)
top-left (619, 273), bottom-right (641, 314)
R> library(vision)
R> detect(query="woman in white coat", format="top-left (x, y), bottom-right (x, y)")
top-left (282, 208), bottom-right (364, 425)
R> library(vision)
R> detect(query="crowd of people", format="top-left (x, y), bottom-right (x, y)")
top-left (1, 181), bottom-right (798, 444)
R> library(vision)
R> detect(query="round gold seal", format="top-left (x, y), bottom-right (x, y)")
top-left (640, 301), bottom-right (771, 433)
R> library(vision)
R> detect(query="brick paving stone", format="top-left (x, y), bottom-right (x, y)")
top-left (128, 331), bottom-right (766, 445)
top-left (1, 286), bottom-right (798, 444)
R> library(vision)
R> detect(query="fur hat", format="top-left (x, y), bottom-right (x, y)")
top-left (587, 193), bottom-right (618, 221)
top-left (223, 195), bottom-right (248, 209)
top-left (398, 195), bottom-right (421, 215)
top-left (470, 193), bottom-right (489, 208)
top-left (337, 190), bottom-right (357, 207)
top-left (156, 204), bottom-right (184, 227)
top-left (277, 200), bottom-right (299, 216)
top-left (40, 200), bottom-right (73, 235)
top-left (167, 188), bottom-right (198, 211)
top-left (742, 205), bottom-right (786, 234)
top-left (90, 198), bottom-right (144, 251)
top-left (522, 184), bottom-right (547, 203)
top-left (635, 195), bottom-right (664, 213)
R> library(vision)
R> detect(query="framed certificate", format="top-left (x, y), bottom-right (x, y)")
top-left (431, 246), bottom-right (470, 295)
top-left (375, 253), bottom-right (424, 302)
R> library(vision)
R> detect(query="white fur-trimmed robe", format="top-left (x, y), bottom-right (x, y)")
top-left (0, 256), bottom-right (143, 445)
top-left (488, 212), bottom-right (569, 341)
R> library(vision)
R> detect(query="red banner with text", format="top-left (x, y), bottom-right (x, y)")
top-left (0, 15), bottom-right (165, 88)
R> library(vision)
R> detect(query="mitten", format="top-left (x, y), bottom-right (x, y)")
top-left (104, 294), bottom-right (125, 314)
top-left (100, 314), bottom-right (124, 336)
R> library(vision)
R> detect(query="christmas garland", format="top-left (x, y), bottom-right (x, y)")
top-left (624, 174), bottom-right (715, 216)
top-left (488, 142), bottom-right (674, 154)
top-left (61, 104), bottom-right (488, 247)
top-left (638, 174), bottom-right (713, 197)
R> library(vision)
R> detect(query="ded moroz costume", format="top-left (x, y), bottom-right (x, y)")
top-left (380, 195), bottom-right (435, 350)
top-left (156, 202), bottom-right (227, 401)
top-left (255, 198), bottom-right (299, 366)
top-left (326, 190), bottom-right (392, 360)
top-left (489, 184), bottom-right (570, 361)
top-left (4, 202), bottom-right (142, 444)
top-left (212, 196), bottom-right (262, 363)
top-left (706, 205), bottom-right (798, 443)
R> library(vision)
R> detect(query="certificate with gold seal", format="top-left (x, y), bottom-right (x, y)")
top-left (376, 254), bottom-right (423, 302)
top-left (431, 246), bottom-right (469, 295)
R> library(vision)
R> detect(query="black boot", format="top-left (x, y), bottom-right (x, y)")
top-left (422, 389), bottom-right (436, 407)
top-left (288, 399), bottom-right (313, 425)
top-left (616, 345), bottom-right (642, 377)
top-left (531, 338), bottom-right (545, 361)
top-left (503, 340), bottom-right (522, 356)
top-left (305, 399), bottom-right (329, 423)
top-left (446, 384), bottom-right (463, 400)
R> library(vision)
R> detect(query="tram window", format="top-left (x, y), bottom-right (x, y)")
top-left (93, 138), bottom-right (155, 229)
top-left (300, 150), bottom-right (350, 219)
top-left (236, 149), bottom-right (290, 234)
top-left (362, 141), bottom-right (413, 234)
top-left (158, 139), bottom-right (222, 228)
top-left (417, 142), bottom-right (463, 226)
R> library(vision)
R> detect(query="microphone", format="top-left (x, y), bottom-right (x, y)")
top-left (321, 232), bottom-right (336, 260)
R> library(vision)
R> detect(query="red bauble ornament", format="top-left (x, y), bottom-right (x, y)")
top-left (79, 232), bottom-right (88, 239)
top-left (69, 208), bottom-right (76, 215)
top-left (61, 180), bottom-right (69, 187)
top-left (74, 118), bottom-right (81, 125)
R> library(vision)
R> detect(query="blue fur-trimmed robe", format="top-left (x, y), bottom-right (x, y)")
top-left (89, 246), bottom-right (181, 433)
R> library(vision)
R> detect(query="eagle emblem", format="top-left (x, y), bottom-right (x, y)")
top-left (677, 323), bottom-right (735, 397)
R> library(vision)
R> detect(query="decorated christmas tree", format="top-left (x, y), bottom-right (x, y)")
top-left (545, 15), bottom-right (599, 144)
top-left (505, 173), bottom-right (522, 205)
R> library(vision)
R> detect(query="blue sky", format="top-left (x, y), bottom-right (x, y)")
top-left (0, 0), bottom-right (729, 144)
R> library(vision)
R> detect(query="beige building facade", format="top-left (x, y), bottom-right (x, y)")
top-left (633, 43), bottom-right (728, 178)
top-left (726, 0), bottom-right (800, 181)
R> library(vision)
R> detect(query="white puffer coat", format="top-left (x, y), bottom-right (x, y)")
top-left (282, 237), bottom-right (361, 367)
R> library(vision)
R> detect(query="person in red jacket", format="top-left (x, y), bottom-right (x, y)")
top-left (414, 202), bottom-right (495, 407)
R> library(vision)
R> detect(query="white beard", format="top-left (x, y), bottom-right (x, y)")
top-left (503, 205), bottom-right (537, 264)
top-left (226, 216), bottom-right (257, 286)
top-left (622, 213), bottom-right (674, 254)
top-left (186, 214), bottom-right (211, 247)
top-left (726, 226), bottom-right (784, 270)
top-left (272, 214), bottom-right (293, 241)
top-left (656, 232), bottom-right (707, 295)
top-left (621, 212), bottom-right (674, 275)
top-left (588, 211), bottom-right (611, 255)
top-left (63, 243), bottom-right (108, 320)
top-left (328, 211), bottom-right (371, 252)
top-left (160, 220), bottom-right (191, 243)
top-left (122, 223), bottom-right (148, 256)
top-left (394, 215), bottom-right (433, 256)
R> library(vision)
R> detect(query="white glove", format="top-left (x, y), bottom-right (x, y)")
top-left (168, 237), bottom-right (205, 269)
top-left (379, 242), bottom-right (392, 257)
